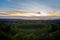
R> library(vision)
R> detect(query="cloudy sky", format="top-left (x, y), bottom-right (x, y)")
top-left (0, 0), bottom-right (60, 19)
top-left (0, 0), bottom-right (60, 11)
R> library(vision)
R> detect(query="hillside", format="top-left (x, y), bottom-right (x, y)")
top-left (0, 19), bottom-right (60, 40)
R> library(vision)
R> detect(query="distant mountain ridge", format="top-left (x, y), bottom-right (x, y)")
top-left (0, 16), bottom-right (60, 20)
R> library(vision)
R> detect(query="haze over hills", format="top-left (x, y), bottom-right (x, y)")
top-left (0, 16), bottom-right (60, 20)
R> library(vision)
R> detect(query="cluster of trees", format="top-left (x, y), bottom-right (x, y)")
top-left (0, 21), bottom-right (60, 40)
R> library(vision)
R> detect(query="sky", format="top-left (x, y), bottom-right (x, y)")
top-left (0, 0), bottom-right (60, 19)
top-left (0, 0), bottom-right (60, 12)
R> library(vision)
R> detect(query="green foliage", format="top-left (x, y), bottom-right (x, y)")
top-left (0, 21), bottom-right (60, 40)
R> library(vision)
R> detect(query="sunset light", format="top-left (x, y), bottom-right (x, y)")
top-left (0, 0), bottom-right (60, 40)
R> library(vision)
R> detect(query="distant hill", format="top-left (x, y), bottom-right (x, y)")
top-left (0, 18), bottom-right (60, 25)
top-left (0, 16), bottom-right (60, 20)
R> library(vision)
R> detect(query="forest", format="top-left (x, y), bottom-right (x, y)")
top-left (0, 19), bottom-right (60, 40)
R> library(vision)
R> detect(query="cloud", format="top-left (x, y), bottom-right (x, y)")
top-left (1, 0), bottom-right (56, 13)
top-left (9, 0), bottom-right (52, 12)
top-left (0, 10), bottom-right (60, 20)
top-left (0, 10), bottom-right (60, 17)
top-left (6, 0), bottom-right (12, 2)
top-left (47, 10), bottom-right (60, 16)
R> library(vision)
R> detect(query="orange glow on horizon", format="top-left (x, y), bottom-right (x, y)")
top-left (0, 10), bottom-right (60, 16)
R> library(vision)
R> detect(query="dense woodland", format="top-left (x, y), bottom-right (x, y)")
top-left (0, 19), bottom-right (60, 40)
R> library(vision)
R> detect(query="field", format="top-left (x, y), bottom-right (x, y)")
top-left (0, 19), bottom-right (60, 40)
